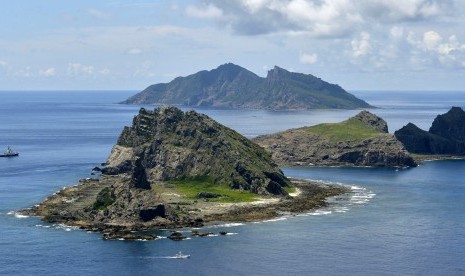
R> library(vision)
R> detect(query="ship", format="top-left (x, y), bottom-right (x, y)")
top-left (0, 146), bottom-right (19, 157)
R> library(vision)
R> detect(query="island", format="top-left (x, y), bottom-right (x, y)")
top-left (395, 106), bottom-right (465, 156)
top-left (254, 111), bottom-right (417, 168)
top-left (21, 107), bottom-right (348, 240)
top-left (121, 63), bottom-right (372, 110)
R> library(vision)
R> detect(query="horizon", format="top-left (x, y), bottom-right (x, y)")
top-left (1, 1), bottom-right (465, 91)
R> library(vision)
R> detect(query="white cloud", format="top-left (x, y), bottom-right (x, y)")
top-left (39, 67), bottom-right (56, 77)
top-left (299, 52), bottom-right (318, 64)
top-left (67, 63), bottom-right (95, 75)
top-left (185, 4), bottom-right (223, 19)
top-left (195, 0), bottom-right (450, 37)
top-left (0, 60), bottom-right (7, 67)
top-left (351, 31), bottom-right (371, 58)
top-left (126, 48), bottom-right (142, 55)
top-left (99, 68), bottom-right (110, 75)
top-left (423, 31), bottom-right (442, 50)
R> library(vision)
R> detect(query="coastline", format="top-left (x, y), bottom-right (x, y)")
top-left (19, 178), bottom-right (349, 240)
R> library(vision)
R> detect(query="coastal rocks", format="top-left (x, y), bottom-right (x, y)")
top-left (102, 230), bottom-right (158, 241)
top-left (168, 232), bottom-right (187, 241)
top-left (139, 205), bottom-right (166, 221)
top-left (395, 107), bottom-right (465, 155)
top-left (254, 111), bottom-right (416, 168)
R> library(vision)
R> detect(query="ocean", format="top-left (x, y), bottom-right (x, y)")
top-left (1, 90), bottom-right (464, 275)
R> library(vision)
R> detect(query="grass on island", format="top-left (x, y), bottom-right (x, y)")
top-left (284, 186), bottom-right (296, 194)
top-left (305, 118), bottom-right (382, 142)
top-left (167, 175), bottom-right (258, 203)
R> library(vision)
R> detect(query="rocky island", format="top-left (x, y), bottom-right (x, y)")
top-left (22, 107), bottom-right (347, 239)
top-left (395, 107), bottom-right (465, 156)
top-left (254, 111), bottom-right (417, 168)
top-left (121, 63), bottom-right (372, 110)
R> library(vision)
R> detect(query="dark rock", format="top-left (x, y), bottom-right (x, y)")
top-left (191, 230), bottom-right (213, 237)
top-left (219, 231), bottom-right (228, 235)
top-left (395, 107), bottom-right (465, 155)
top-left (139, 205), bottom-right (166, 222)
top-left (168, 232), bottom-right (187, 241)
top-left (102, 230), bottom-right (158, 240)
top-left (92, 167), bottom-right (102, 172)
top-left (197, 192), bottom-right (220, 199)
top-left (101, 160), bottom-right (132, 175)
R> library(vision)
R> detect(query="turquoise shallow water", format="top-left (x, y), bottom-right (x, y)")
top-left (0, 91), bottom-right (464, 275)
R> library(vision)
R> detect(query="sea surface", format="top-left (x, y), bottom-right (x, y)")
top-left (0, 90), bottom-right (464, 275)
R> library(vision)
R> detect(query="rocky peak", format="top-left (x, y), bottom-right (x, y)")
top-left (108, 106), bottom-right (291, 195)
top-left (352, 111), bottom-right (389, 133)
top-left (429, 106), bottom-right (465, 141)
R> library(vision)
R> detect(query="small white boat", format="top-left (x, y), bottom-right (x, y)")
top-left (174, 251), bottom-right (190, 259)
top-left (0, 146), bottom-right (18, 157)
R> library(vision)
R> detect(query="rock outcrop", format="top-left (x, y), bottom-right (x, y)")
top-left (395, 107), bottom-right (465, 155)
top-left (106, 106), bottom-right (290, 195)
top-left (121, 63), bottom-right (372, 110)
top-left (254, 111), bottom-right (416, 168)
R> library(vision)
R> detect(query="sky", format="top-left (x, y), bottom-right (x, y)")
top-left (1, 0), bottom-right (465, 91)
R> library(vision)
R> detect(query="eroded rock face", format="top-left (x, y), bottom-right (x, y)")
top-left (105, 106), bottom-right (290, 196)
top-left (254, 111), bottom-right (416, 168)
top-left (353, 111), bottom-right (389, 133)
top-left (395, 107), bottom-right (465, 154)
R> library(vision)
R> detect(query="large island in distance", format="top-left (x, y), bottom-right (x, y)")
top-left (121, 63), bottom-right (372, 110)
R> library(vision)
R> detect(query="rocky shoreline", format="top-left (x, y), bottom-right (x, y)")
top-left (20, 178), bottom-right (349, 240)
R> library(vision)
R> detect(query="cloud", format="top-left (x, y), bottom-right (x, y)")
top-left (185, 4), bottom-right (224, 19)
top-left (191, 0), bottom-right (451, 37)
top-left (67, 63), bottom-right (95, 75)
top-left (299, 52), bottom-right (318, 64)
top-left (351, 31), bottom-right (371, 58)
top-left (39, 67), bottom-right (56, 77)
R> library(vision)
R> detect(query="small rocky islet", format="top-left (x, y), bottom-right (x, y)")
top-left (254, 111), bottom-right (417, 168)
top-left (395, 106), bottom-right (465, 156)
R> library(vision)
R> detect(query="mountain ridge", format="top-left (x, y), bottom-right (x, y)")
top-left (122, 63), bottom-right (372, 110)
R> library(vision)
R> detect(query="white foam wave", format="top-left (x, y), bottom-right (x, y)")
top-left (14, 213), bottom-right (29, 218)
top-left (263, 217), bottom-right (288, 223)
top-left (210, 222), bottom-right (245, 228)
top-left (7, 211), bottom-right (14, 215)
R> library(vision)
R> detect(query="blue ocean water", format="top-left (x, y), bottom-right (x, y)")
top-left (0, 91), bottom-right (465, 275)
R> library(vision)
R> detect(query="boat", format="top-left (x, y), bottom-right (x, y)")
top-left (174, 251), bottom-right (190, 259)
top-left (0, 146), bottom-right (19, 157)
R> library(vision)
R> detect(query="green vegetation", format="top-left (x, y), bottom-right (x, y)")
top-left (306, 118), bottom-right (382, 142)
top-left (168, 175), bottom-right (258, 203)
top-left (93, 187), bottom-right (115, 210)
top-left (284, 186), bottom-right (296, 194)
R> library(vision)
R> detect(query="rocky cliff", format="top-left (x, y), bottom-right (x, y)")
top-left (254, 111), bottom-right (416, 168)
top-left (121, 63), bottom-right (372, 110)
top-left (104, 106), bottom-right (290, 195)
top-left (395, 107), bottom-right (465, 155)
